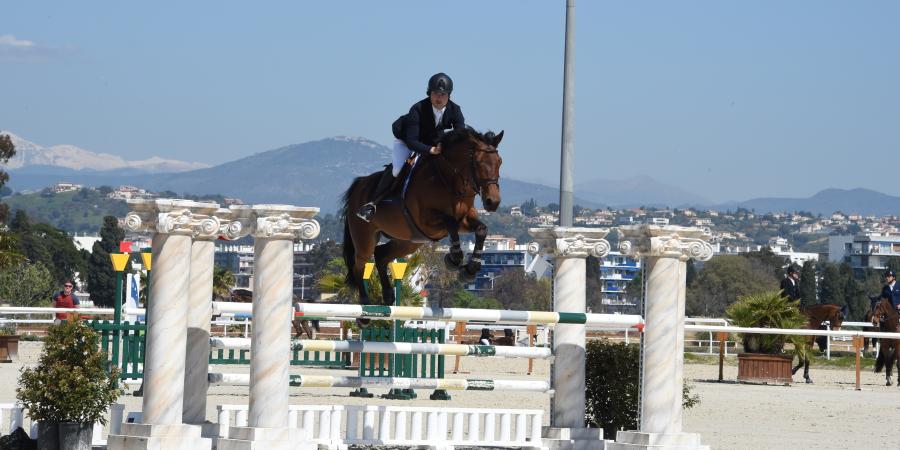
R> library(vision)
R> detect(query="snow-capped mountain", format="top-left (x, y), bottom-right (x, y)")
top-left (1, 131), bottom-right (209, 173)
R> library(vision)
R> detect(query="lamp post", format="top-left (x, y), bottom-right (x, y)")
top-left (109, 252), bottom-right (131, 369)
top-left (297, 273), bottom-right (313, 300)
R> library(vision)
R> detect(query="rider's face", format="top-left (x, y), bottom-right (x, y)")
top-left (430, 92), bottom-right (449, 109)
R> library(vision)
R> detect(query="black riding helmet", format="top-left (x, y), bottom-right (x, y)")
top-left (427, 73), bottom-right (453, 95)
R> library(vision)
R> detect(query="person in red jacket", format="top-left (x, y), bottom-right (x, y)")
top-left (52, 280), bottom-right (79, 323)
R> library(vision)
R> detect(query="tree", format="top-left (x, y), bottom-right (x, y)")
top-left (585, 255), bottom-right (604, 312)
top-left (686, 255), bottom-right (780, 317)
top-left (0, 262), bottom-right (55, 306)
top-left (0, 133), bottom-right (15, 223)
top-left (450, 290), bottom-right (501, 309)
top-left (7, 210), bottom-right (86, 286)
top-left (0, 231), bottom-right (25, 270)
top-left (490, 269), bottom-right (551, 311)
top-left (213, 265), bottom-right (235, 300)
top-left (798, 261), bottom-right (817, 307)
top-left (817, 262), bottom-right (845, 307)
top-left (87, 216), bottom-right (126, 307)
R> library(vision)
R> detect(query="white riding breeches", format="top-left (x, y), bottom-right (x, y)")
top-left (392, 139), bottom-right (413, 177)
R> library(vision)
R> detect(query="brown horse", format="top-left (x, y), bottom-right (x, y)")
top-left (872, 298), bottom-right (900, 386)
top-left (341, 128), bottom-right (503, 326)
top-left (791, 303), bottom-right (847, 383)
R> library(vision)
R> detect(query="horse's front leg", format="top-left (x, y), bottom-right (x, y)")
top-left (443, 217), bottom-right (464, 269)
top-left (461, 216), bottom-right (488, 279)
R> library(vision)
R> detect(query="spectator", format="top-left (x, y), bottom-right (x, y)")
top-left (52, 280), bottom-right (79, 323)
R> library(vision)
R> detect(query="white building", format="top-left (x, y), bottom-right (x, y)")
top-left (829, 232), bottom-right (900, 270)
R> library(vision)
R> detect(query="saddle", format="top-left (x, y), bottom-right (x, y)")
top-left (381, 157), bottom-right (440, 243)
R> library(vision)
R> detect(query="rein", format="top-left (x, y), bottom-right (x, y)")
top-left (433, 143), bottom-right (498, 200)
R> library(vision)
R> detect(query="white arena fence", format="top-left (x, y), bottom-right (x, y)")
top-left (215, 404), bottom-right (545, 450)
top-left (0, 403), bottom-right (125, 446)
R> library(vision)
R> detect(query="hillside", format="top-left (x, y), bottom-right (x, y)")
top-left (2, 189), bottom-right (129, 233)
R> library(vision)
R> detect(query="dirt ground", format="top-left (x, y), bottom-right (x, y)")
top-left (2, 341), bottom-right (899, 449)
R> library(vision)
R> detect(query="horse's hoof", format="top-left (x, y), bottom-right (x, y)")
top-left (791, 367), bottom-right (799, 375)
top-left (444, 253), bottom-right (463, 269)
top-left (805, 378), bottom-right (813, 384)
top-left (887, 381), bottom-right (892, 386)
top-left (458, 267), bottom-right (477, 281)
top-left (356, 318), bottom-right (371, 328)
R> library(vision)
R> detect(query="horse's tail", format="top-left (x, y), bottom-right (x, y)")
top-left (341, 176), bottom-right (372, 289)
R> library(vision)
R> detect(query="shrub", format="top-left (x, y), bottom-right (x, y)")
top-left (725, 290), bottom-right (808, 357)
top-left (585, 339), bottom-right (699, 438)
top-left (17, 320), bottom-right (122, 423)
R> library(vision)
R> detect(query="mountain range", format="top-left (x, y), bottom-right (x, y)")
top-left (4, 131), bottom-right (900, 216)
top-left (2, 131), bottom-right (209, 174)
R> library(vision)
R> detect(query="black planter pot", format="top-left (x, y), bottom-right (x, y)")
top-left (36, 421), bottom-right (92, 450)
top-left (36, 422), bottom-right (58, 450)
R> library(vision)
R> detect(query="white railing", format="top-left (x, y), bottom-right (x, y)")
top-left (0, 403), bottom-right (125, 445)
top-left (215, 404), bottom-right (545, 450)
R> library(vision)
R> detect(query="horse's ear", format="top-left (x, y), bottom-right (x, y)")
top-left (840, 304), bottom-right (849, 318)
top-left (492, 130), bottom-right (504, 147)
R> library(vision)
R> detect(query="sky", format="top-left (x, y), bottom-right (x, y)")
top-left (2, 1), bottom-right (898, 203)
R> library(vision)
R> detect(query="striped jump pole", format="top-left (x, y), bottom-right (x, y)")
top-left (207, 373), bottom-right (550, 393)
top-left (208, 337), bottom-right (552, 359)
top-left (295, 303), bottom-right (644, 327)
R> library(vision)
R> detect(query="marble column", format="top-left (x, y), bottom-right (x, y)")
top-left (108, 199), bottom-right (215, 450)
top-left (609, 225), bottom-right (713, 450)
top-left (184, 207), bottom-right (235, 430)
top-left (219, 205), bottom-right (319, 450)
top-left (529, 226), bottom-right (610, 450)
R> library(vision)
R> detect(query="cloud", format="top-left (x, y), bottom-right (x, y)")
top-left (0, 34), bottom-right (68, 62)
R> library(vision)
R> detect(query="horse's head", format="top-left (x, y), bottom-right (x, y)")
top-left (440, 128), bottom-right (504, 211)
top-left (472, 130), bottom-right (504, 211)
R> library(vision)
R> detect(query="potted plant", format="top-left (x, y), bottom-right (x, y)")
top-left (16, 320), bottom-right (122, 450)
top-left (0, 324), bottom-right (19, 363)
top-left (726, 290), bottom-right (808, 385)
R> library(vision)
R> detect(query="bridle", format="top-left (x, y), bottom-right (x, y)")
top-left (435, 139), bottom-right (500, 199)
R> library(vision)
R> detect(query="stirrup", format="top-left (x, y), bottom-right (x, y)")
top-left (356, 203), bottom-right (376, 222)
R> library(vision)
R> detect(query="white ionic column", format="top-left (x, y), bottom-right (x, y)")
top-left (108, 199), bottom-right (215, 450)
top-left (220, 205), bottom-right (319, 450)
top-left (529, 226), bottom-right (610, 449)
top-left (609, 225), bottom-right (713, 450)
top-left (184, 207), bottom-right (231, 428)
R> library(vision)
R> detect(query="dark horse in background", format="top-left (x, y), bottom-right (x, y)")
top-left (791, 303), bottom-right (847, 383)
top-left (872, 298), bottom-right (900, 386)
top-left (341, 128), bottom-right (504, 326)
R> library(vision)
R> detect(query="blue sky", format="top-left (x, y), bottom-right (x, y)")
top-left (2, 1), bottom-right (898, 202)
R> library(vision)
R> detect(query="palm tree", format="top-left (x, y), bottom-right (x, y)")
top-left (213, 265), bottom-right (235, 300)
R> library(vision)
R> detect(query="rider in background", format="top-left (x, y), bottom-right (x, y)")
top-left (356, 72), bottom-right (466, 222)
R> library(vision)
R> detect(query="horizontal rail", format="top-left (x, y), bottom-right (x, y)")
top-left (209, 337), bottom-right (551, 358)
top-left (208, 373), bottom-right (551, 392)
top-left (296, 303), bottom-right (643, 327)
top-left (685, 324), bottom-right (900, 340)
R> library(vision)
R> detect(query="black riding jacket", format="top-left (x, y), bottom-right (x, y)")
top-left (394, 98), bottom-right (465, 155)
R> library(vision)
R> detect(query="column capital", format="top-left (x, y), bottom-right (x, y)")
top-left (617, 224), bottom-right (713, 261)
top-left (250, 205), bottom-right (320, 240)
top-left (527, 226), bottom-right (611, 258)
top-left (125, 199), bottom-right (221, 237)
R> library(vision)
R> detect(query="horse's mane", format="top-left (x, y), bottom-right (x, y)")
top-left (438, 127), bottom-right (497, 150)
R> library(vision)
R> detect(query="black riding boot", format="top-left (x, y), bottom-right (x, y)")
top-left (356, 168), bottom-right (395, 222)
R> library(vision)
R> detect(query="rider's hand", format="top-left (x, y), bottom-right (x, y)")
top-left (429, 145), bottom-right (442, 155)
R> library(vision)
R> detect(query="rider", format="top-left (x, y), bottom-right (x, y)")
top-left (356, 72), bottom-right (466, 222)
top-left (881, 269), bottom-right (900, 311)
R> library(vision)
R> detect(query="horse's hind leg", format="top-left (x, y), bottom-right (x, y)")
top-left (803, 357), bottom-right (812, 384)
top-left (374, 239), bottom-right (422, 306)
